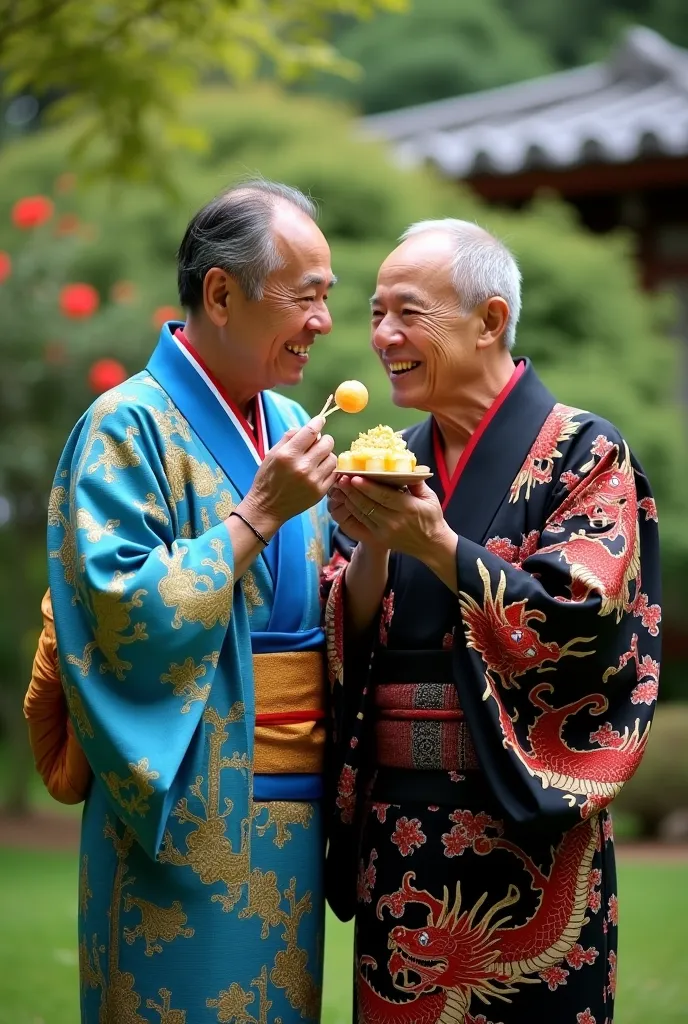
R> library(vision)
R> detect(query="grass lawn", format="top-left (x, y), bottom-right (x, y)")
top-left (0, 848), bottom-right (685, 1024)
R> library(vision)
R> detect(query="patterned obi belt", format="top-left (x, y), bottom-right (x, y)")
top-left (373, 650), bottom-right (478, 772)
top-left (252, 650), bottom-right (326, 800)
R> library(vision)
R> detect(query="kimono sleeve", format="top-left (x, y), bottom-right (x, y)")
top-left (48, 397), bottom-right (236, 858)
top-left (455, 426), bottom-right (661, 828)
top-left (23, 590), bottom-right (92, 804)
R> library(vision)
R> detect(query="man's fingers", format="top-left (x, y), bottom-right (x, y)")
top-left (283, 416), bottom-right (327, 453)
top-left (270, 427), bottom-right (299, 451)
top-left (345, 475), bottom-right (406, 510)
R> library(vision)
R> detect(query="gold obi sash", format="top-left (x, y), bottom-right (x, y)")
top-left (253, 651), bottom-right (326, 775)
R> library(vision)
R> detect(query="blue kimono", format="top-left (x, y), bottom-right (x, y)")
top-left (48, 324), bottom-right (331, 1023)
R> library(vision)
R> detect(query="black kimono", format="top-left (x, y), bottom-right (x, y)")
top-left (324, 360), bottom-right (660, 1024)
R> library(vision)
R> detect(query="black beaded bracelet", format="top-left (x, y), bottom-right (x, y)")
top-left (229, 510), bottom-right (270, 547)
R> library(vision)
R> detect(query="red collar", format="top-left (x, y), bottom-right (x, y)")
top-left (433, 361), bottom-right (525, 510)
top-left (173, 327), bottom-right (265, 459)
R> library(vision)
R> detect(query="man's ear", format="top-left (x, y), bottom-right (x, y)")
top-left (203, 268), bottom-right (232, 327)
top-left (476, 296), bottom-right (509, 350)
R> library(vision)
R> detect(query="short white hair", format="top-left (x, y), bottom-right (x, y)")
top-left (400, 219), bottom-right (522, 349)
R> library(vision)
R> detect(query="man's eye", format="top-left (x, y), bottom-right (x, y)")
top-left (402, 309), bottom-right (418, 317)
top-left (371, 310), bottom-right (383, 318)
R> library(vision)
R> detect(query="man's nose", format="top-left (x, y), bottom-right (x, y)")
top-left (307, 304), bottom-right (333, 336)
top-left (373, 320), bottom-right (404, 350)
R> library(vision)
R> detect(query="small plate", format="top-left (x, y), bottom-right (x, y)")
top-left (334, 469), bottom-right (433, 487)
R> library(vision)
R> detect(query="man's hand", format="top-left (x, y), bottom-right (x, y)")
top-left (238, 416), bottom-right (337, 537)
top-left (335, 475), bottom-right (450, 559)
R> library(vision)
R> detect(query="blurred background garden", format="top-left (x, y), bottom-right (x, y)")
top-left (0, 0), bottom-right (687, 1021)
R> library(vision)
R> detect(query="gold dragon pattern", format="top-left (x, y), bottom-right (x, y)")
top-left (80, 818), bottom-right (188, 1024)
top-left (158, 538), bottom-right (233, 630)
top-left (158, 704), bottom-right (251, 913)
top-left (160, 654), bottom-right (218, 713)
top-left (66, 570), bottom-right (148, 681)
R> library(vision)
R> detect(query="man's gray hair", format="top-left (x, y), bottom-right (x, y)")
top-left (400, 219), bottom-right (522, 349)
top-left (177, 178), bottom-right (318, 308)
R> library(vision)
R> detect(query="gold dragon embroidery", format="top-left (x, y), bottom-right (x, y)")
top-left (66, 571), bottom-right (148, 681)
top-left (158, 539), bottom-right (233, 630)
top-left (158, 704), bottom-right (251, 913)
top-left (123, 895), bottom-right (195, 956)
top-left (160, 654), bottom-right (217, 713)
top-left (253, 802), bottom-right (314, 849)
top-left (80, 818), bottom-right (188, 1023)
top-left (101, 758), bottom-right (160, 817)
top-left (238, 871), bottom-right (321, 1020)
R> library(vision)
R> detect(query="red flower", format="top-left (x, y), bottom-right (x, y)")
top-left (88, 359), bottom-right (127, 394)
top-left (56, 213), bottom-right (81, 235)
top-left (607, 950), bottom-right (617, 998)
top-left (607, 893), bottom-right (619, 926)
top-left (539, 964), bottom-right (569, 991)
top-left (589, 722), bottom-right (623, 748)
top-left (12, 195), bottom-right (54, 229)
top-left (0, 251), bottom-right (11, 283)
top-left (639, 496), bottom-right (658, 522)
top-left (631, 679), bottom-right (659, 705)
top-left (391, 816), bottom-right (426, 856)
top-left (576, 1010), bottom-right (597, 1024)
top-left (372, 803), bottom-right (390, 824)
top-left (590, 435), bottom-right (614, 459)
top-left (603, 816), bottom-right (614, 843)
top-left (336, 764), bottom-right (357, 824)
top-left (633, 592), bottom-right (661, 637)
top-left (60, 283), bottom-right (100, 319)
top-left (560, 470), bottom-right (580, 492)
top-left (442, 809), bottom-right (501, 858)
top-left (152, 305), bottom-right (181, 328)
top-left (449, 771), bottom-right (465, 783)
top-left (111, 280), bottom-right (137, 304)
top-left (566, 944), bottom-right (599, 970)
top-left (356, 849), bottom-right (377, 904)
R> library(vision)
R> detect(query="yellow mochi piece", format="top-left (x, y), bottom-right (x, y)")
top-left (337, 425), bottom-right (418, 473)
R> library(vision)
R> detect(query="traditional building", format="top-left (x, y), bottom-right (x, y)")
top-left (362, 26), bottom-right (688, 317)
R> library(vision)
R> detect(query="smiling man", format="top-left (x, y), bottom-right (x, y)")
top-left (325, 219), bottom-right (660, 1023)
top-left (24, 180), bottom-right (338, 1023)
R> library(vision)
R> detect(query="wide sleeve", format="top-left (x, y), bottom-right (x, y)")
top-left (23, 590), bottom-right (92, 804)
top-left (48, 397), bottom-right (237, 858)
top-left (455, 427), bottom-right (661, 828)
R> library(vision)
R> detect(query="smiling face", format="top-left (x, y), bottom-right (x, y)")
top-left (371, 231), bottom-right (502, 412)
top-left (206, 199), bottom-right (334, 398)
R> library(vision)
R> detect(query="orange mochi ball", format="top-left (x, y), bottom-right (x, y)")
top-left (335, 379), bottom-right (369, 414)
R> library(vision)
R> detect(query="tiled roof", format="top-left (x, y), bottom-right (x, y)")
top-left (360, 27), bottom-right (688, 177)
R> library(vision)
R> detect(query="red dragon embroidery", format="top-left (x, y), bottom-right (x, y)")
top-left (459, 560), bottom-right (595, 691)
top-left (539, 442), bottom-right (640, 621)
top-left (509, 404), bottom-right (582, 503)
top-left (485, 678), bottom-right (650, 813)
top-left (358, 818), bottom-right (598, 1023)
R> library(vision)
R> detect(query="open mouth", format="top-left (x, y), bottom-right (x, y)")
top-left (390, 947), bottom-right (447, 991)
top-left (285, 343), bottom-right (311, 361)
top-left (388, 360), bottom-right (421, 377)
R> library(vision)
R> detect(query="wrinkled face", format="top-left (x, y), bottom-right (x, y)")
top-left (371, 232), bottom-right (485, 411)
top-left (213, 201), bottom-right (334, 394)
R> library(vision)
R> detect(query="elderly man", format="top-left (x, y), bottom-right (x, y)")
top-left (24, 180), bottom-right (337, 1023)
top-left (325, 220), bottom-right (660, 1023)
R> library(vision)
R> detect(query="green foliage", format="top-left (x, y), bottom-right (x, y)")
top-left (302, 0), bottom-right (553, 113)
top-left (614, 703), bottom-right (688, 836)
top-left (0, 86), bottom-right (685, 741)
top-left (0, 0), bottom-right (404, 181)
top-left (505, 0), bottom-right (688, 67)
